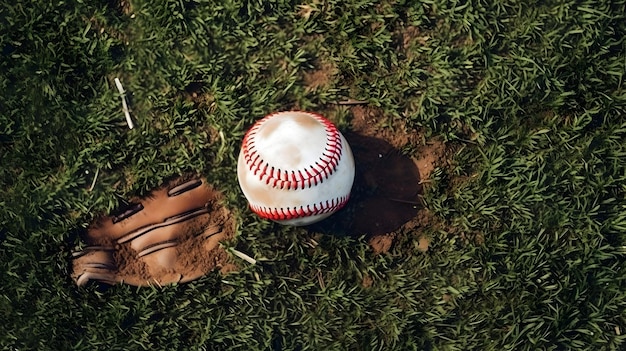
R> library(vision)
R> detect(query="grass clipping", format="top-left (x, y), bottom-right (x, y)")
top-left (71, 177), bottom-right (235, 287)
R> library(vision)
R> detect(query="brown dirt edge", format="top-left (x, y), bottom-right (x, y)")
top-left (330, 106), bottom-right (458, 254)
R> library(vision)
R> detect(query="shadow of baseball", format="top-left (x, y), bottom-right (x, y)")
top-left (311, 132), bottom-right (423, 236)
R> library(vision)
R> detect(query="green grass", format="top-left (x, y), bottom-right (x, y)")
top-left (1, 0), bottom-right (626, 349)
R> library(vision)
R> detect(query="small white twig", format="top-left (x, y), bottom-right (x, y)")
top-left (335, 99), bottom-right (368, 105)
top-left (88, 168), bottom-right (99, 191)
top-left (230, 248), bottom-right (257, 265)
top-left (114, 77), bottom-right (134, 129)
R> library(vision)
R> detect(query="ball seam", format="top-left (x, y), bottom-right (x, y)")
top-left (241, 111), bottom-right (343, 190)
top-left (249, 194), bottom-right (350, 221)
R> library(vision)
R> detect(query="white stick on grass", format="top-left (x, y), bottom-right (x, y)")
top-left (230, 248), bottom-right (257, 265)
top-left (336, 99), bottom-right (368, 105)
top-left (114, 77), bottom-right (134, 129)
top-left (88, 168), bottom-right (99, 191)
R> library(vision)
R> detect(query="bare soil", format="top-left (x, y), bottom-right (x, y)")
top-left (313, 105), bottom-right (453, 254)
top-left (303, 60), bottom-right (337, 92)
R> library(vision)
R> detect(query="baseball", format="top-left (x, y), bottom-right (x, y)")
top-left (237, 111), bottom-right (355, 226)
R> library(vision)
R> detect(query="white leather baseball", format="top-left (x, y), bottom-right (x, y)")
top-left (237, 111), bottom-right (355, 226)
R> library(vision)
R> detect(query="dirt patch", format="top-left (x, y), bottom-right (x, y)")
top-left (368, 233), bottom-right (397, 254)
top-left (350, 106), bottom-right (423, 149)
top-left (415, 236), bottom-right (429, 252)
top-left (414, 138), bottom-right (447, 181)
top-left (342, 133), bottom-right (422, 236)
top-left (401, 25), bottom-right (430, 49)
top-left (296, 4), bottom-right (318, 20)
top-left (114, 0), bottom-right (134, 16)
top-left (303, 60), bottom-right (337, 92)
top-left (314, 106), bottom-right (453, 253)
top-left (71, 176), bottom-right (236, 287)
top-left (349, 106), bottom-right (450, 185)
top-left (361, 274), bottom-right (374, 288)
top-left (366, 208), bottom-right (439, 254)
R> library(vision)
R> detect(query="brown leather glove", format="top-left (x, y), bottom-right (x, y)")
top-left (71, 177), bottom-right (234, 286)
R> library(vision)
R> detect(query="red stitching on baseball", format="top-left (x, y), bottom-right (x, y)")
top-left (249, 195), bottom-right (350, 221)
top-left (242, 112), bottom-right (343, 190)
